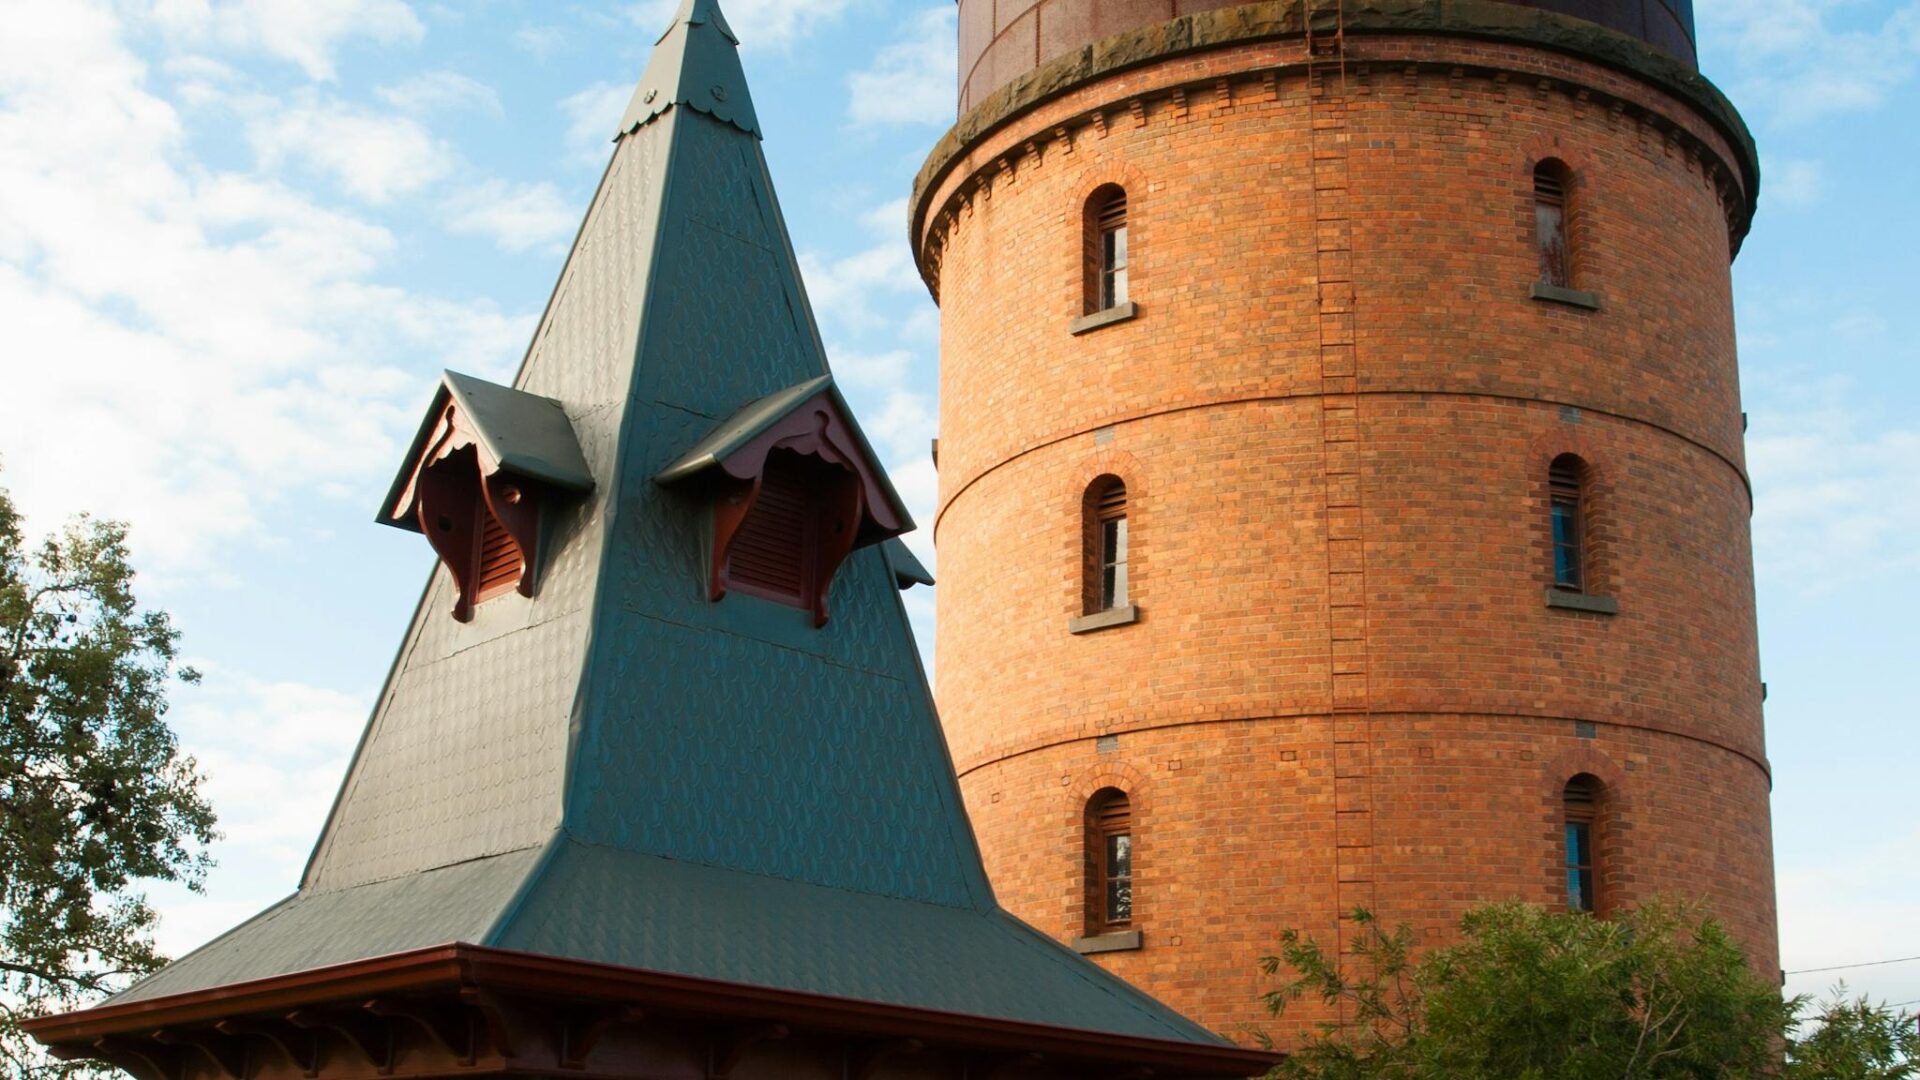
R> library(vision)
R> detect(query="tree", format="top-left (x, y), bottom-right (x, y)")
top-left (1788, 988), bottom-right (1919, 1080)
top-left (0, 473), bottom-right (217, 1078)
top-left (1262, 901), bottom-right (1792, 1079)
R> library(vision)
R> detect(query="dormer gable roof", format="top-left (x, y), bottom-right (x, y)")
top-left (377, 370), bottom-right (593, 533)
top-left (655, 373), bottom-right (912, 536)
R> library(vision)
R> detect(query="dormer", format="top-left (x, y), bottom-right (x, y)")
top-left (656, 375), bottom-right (912, 626)
top-left (379, 372), bottom-right (593, 622)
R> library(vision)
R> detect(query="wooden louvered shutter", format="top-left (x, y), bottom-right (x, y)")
top-left (474, 504), bottom-right (523, 602)
top-left (726, 459), bottom-right (812, 602)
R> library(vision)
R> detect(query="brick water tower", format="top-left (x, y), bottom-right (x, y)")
top-left (911, 0), bottom-right (1776, 1041)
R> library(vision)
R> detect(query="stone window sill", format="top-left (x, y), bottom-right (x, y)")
top-left (1070, 301), bottom-right (1138, 335)
top-left (1546, 588), bottom-right (1618, 615)
top-left (1530, 282), bottom-right (1601, 310)
top-left (1072, 930), bottom-right (1143, 954)
top-left (1070, 604), bottom-right (1140, 634)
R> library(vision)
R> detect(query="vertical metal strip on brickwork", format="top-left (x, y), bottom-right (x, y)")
top-left (1303, 0), bottom-right (1378, 976)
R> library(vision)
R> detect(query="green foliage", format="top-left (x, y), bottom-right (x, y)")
top-left (1262, 901), bottom-right (1795, 1080)
top-left (1788, 988), bottom-right (1919, 1080)
top-left (1258, 908), bottom-right (1422, 1080)
top-left (0, 474), bottom-right (217, 1078)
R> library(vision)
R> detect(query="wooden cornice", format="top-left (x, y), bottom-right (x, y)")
top-left (24, 944), bottom-right (1279, 1079)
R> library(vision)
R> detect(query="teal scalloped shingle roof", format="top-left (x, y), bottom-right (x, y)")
top-left (108, 0), bottom-right (1232, 1053)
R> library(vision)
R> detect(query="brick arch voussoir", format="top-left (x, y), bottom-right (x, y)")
top-left (1070, 760), bottom-right (1153, 827)
top-left (1518, 135), bottom-right (1597, 187)
top-left (1542, 746), bottom-right (1630, 812)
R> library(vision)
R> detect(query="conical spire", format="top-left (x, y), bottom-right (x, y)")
top-left (618, 0), bottom-right (758, 137)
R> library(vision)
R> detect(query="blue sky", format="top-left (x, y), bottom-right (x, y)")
top-left (1, 0), bottom-right (1915, 1017)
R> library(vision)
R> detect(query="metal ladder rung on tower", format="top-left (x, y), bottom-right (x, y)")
top-left (1303, 0), bottom-right (1378, 969)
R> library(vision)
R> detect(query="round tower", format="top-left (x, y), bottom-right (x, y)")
top-left (913, 0), bottom-right (1774, 1042)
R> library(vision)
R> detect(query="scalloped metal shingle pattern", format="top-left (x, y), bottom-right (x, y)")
top-left (305, 119), bottom-right (665, 892)
top-left (637, 115), bottom-right (821, 419)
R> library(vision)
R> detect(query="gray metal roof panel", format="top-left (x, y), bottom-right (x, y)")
top-left (441, 371), bottom-right (594, 492)
top-left (112, 847), bottom-right (543, 1004)
top-left (883, 538), bottom-right (934, 588)
top-left (496, 840), bottom-right (1227, 1045)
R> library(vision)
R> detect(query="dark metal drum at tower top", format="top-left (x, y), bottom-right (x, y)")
top-left (957, 0), bottom-right (1699, 113)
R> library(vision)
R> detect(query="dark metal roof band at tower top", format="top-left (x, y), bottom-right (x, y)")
top-left (919, 0), bottom-right (1775, 1049)
top-left (956, 0), bottom-right (1700, 113)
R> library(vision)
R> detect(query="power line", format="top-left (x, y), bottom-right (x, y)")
top-left (1785, 954), bottom-right (1920, 976)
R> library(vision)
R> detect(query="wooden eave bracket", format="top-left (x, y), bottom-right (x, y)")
top-left (287, 1007), bottom-right (395, 1075)
top-left (152, 1026), bottom-right (248, 1079)
top-left (217, 1017), bottom-right (320, 1077)
top-left (712, 1021), bottom-right (789, 1077)
top-left (365, 997), bottom-right (476, 1065)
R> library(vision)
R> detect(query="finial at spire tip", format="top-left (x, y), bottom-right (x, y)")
top-left (662, 0), bottom-right (739, 46)
top-left (619, 0), bottom-right (759, 139)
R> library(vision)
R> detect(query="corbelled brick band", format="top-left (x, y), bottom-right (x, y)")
top-left (917, 0), bottom-right (1776, 1044)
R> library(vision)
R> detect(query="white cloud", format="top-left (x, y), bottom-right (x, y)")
top-left (847, 6), bottom-right (955, 127)
top-left (1699, 0), bottom-right (1920, 124)
top-left (146, 668), bottom-right (371, 956)
top-left (442, 179), bottom-right (579, 254)
top-left (799, 241), bottom-right (919, 335)
top-left (560, 80), bottom-right (631, 167)
top-left (514, 24), bottom-right (567, 59)
top-left (1761, 156), bottom-right (1823, 209)
top-left (249, 99), bottom-right (454, 203)
top-left (0, 0), bottom-right (530, 579)
top-left (830, 347), bottom-right (913, 389)
top-left (624, 0), bottom-right (854, 49)
top-left (1748, 380), bottom-right (1920, 594)
top-left (140, 0), bottom-right (426, 81)
top-left (378, 69), bottom-right (501, 116)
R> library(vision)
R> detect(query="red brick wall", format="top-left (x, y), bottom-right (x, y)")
top-left (921, 32), bottom-right (1775, 1042)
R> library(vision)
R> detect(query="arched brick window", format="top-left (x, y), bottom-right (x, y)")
top-left (1534, 159), bottom-right (1574, 288)
top-left (1549, 453), bottom-right (1588, 592)
top-left (1083, 476), bottom-right (1129, 614)
top-left (1084, 185), bottom-right (1129, 314)
top-left (1085, 788), bottom-right (1133, 933)
top-left (1563, 773), bottom-right (1602, 913)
